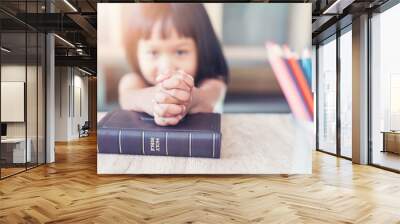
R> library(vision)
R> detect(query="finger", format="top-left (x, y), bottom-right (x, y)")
top-left (154, 103), bottom-right (185, 117)
top-left (161, 76), bottom-right (191, 91)
top-left (155, 69), bottom-right (173, 83)
top-left (177, 70), bottom-right (195, 88)
top-left (162, 88), bottom-right (191, 103)
top-left (155, 91), bottom-right (180, 104)
top-left (154, 115), bottom-right (182, 126)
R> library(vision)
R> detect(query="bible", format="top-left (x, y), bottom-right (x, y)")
top-left (97, 110), bottom-right (222, 158)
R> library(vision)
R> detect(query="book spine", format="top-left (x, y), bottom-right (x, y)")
top-left (286, 58), bottom-right (314, 119)
top-left (299, 58), bottom-right (312, 87)
top-left (98, 128), bottom-right (221, 158)
top-left (265, 42), bottom-right (310, 121)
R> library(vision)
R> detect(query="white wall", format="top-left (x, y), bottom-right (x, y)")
top-left (55, 67), bottom-right (89, 141)
top-left (1, 65), bottom-right (35, 138)
top-left (1, 66), bottom-right (26, 128)
top-left (71, 73), bottom-right (89, 138)
top-left (55, 66), bottom-right (68, 141)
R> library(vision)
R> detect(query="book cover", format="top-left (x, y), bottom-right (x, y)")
top-left (98, 110), bottom-right (222, 158)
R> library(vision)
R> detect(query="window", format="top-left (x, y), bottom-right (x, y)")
top-left (339, 28), bottom-right (352, 158)
top-left (370, 3), bottom-right (400, 171)
top-left (317, 36), bottom-right (337, 154)
top-left (0, 1), bottom-right (46, 179)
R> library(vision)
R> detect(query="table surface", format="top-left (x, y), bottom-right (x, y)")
top-left (381, 131), bottom-right (400, 134)
top-left (1, 137), bottom-right (27, 143)
top-left (97, 112), bottom-right (313, 174)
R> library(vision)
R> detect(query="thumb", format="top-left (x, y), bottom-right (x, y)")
top-left (156, 69), bottom-right (172, 83)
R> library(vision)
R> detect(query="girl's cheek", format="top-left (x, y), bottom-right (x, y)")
top-left (140, 70), bottom-right (153, 85)
top-left (147, 71), bottom-right (158, 85)
top-left (139, 61), bottom-right (158, 85)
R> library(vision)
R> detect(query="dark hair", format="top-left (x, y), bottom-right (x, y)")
top-left (122, 3), bottom-right (229, 86)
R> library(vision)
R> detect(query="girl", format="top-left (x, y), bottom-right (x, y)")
top-left (119, 3), bottom-right (229, 126)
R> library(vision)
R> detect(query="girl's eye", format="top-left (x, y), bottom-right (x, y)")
top-left (148, 50), bottom-right (158, 57)
top-left (176, 50), bottom-right (188, 56)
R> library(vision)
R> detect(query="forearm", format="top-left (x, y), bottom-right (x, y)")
top-left (189, 79), bottom-right (226, 113)
top-left (119, 86), bottom-right (157, 115)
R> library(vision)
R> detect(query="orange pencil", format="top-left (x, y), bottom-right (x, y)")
top-left (283, 46), bottom-right (314, 119)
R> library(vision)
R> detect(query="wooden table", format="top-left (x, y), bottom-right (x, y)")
top-left (1, 137), bottom-right (32, 164)
top-left (381, 131), bottom-right (400, 154)
top-left (97, 112), bottom-right (313, 174)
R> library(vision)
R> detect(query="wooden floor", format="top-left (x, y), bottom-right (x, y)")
top-left (373, 150), bottom-right (400, 171)
top-left (1, 135), bottom-right (400, 223)
top-left (1, 163), bottom-right (44, 178)
top-left (1, 167), bottom-right (26, 178)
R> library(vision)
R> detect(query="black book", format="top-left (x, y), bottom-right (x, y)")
top-left (97, 110), bottom-right (222, 158)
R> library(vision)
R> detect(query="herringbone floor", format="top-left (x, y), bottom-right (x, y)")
top-left (1, 135), bottom-right (400, 224)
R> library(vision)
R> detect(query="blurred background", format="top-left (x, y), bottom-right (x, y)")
top-left (97, 3), bottom-right (311, 113)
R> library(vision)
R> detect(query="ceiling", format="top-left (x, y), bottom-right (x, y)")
top-left (0, 0), bottom-right (97, 73)
top-left (0, 0), bottom-right (393, 75)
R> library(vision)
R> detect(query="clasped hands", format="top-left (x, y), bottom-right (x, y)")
top-left (152, 70), bottom-right (194, 126)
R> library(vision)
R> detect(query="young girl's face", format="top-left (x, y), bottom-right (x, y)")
top-left (137, 20), bottom-right (198, 85)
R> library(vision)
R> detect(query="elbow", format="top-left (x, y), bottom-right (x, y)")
top-left (118, 94), bottom-right (128, 110)
top-left (203, 102), bottom-right (216, 113)
top-left (118, 91), bottom-right (133, 111)
top-left (190, 101), bottom-right (216, 114)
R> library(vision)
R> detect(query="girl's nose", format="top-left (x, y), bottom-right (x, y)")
top-left (158, 56), bottom-right (177, 73)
